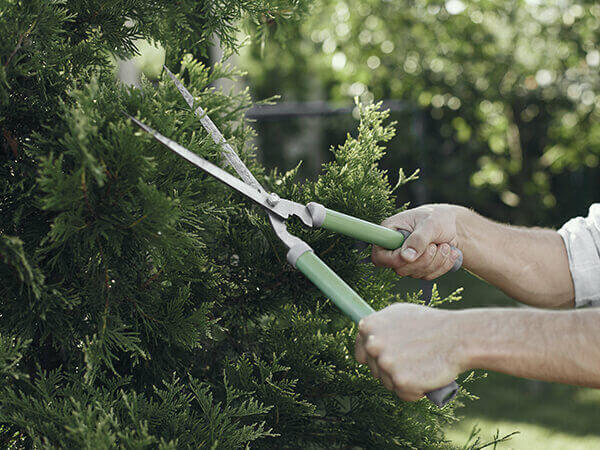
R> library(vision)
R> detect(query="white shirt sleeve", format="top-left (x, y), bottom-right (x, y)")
top-left (558, 203), bottom-right (600, 308)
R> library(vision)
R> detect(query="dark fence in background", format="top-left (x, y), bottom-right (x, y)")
top-left (246, 100), bottom-right (434, 206)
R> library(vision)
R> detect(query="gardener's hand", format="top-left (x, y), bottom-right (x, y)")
top-left (371, 204), bottom-right (463, 280)
top-left (355, 303), bottom-right (464, 401)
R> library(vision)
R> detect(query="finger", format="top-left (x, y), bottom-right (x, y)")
top-left (416, 243), bottom-right (449, 279)
top-left (367, 355), bottom-right (380, 379)
top-left (379, 369), bottom-right (395, 391)
top-left (371, 245), bottom-right (397, 268)
top-left (381, 212), bottom-right (414, 231)
top-left (394, 387), bottom-right (425, 402)
top-left (401, 220), bottom-right (439, 263)
top-left (355, 334), bottom-right (368, 365)
top-left (364, 335), bottom-right (383, 359)
top-left (392, 375), bottom-right (423, 401)
top-left (377, 353), bottom-right (396, 390)
top-left (394, 243), bottom-right (437, 278)
top-left (358, 316), bottom-right (375, 338)
top-left (391, 371), bottom-right (419, 395)
top-left (423, 244), bottom-right (457, 281)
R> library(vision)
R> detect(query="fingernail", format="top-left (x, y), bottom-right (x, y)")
top-left (401, 247), bottom-right (417, 261)
top-left (428, 244), bottom-right (436, 256)
top-left (441, 244), bottom-right (450, 256)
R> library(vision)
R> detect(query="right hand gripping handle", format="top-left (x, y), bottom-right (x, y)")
top-left (291, 247), bottom-right (459, 408)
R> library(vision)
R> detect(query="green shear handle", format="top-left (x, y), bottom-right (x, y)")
top-left (293, 249), bottom-right (459, 408)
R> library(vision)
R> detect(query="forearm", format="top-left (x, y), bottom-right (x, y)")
top-left (456, 207), bottom-right (575, 308)
top-left (457, 307), bottom-right (600, 387)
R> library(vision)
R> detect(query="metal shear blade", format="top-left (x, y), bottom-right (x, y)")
top-left (126, 115), bottom-right (314, 237)
top-left (160, 67), bottom-right (315, 250)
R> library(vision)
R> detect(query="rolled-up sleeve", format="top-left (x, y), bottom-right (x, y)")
top-left (558, 204), bottom-right (600, 308)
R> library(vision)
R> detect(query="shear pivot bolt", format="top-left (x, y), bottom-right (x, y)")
top-left (266, 193), bottom-right (280, 206)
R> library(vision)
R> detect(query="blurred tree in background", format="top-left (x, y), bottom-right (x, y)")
top-left (241, 0), bottom-right (600, 226)
top-left (0, 0), bottom-right (481, 447)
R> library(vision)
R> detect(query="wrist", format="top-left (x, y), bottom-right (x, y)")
top-left (451, 309), bottom-right (498, 372)
top-left (453, 308), bottom-right (527, 373)
top-left (453, 205), bottom-right (476, 254)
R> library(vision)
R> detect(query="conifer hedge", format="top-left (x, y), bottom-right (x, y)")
top-left (1, 1), bottom-right (468, 447)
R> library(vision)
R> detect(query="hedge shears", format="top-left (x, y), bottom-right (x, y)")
top-left (126, 66), bottom-right (463, 407)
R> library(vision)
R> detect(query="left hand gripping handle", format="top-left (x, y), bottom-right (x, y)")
top-left (290, 248), bottom-right (459, 407)
top-left (307, 204), bottom-right (463, 271)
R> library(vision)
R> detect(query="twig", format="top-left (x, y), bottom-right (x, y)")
top-left (320, 236), bottom-right (341, 257)
top-left (4, 21), bottom-right (36, 68)
top-left (140, 268), bottom-right (163, 289)
top-left (125, 214), bottom-right (147, 228)
top-left (90, 2), bottom-right (107, 21)
top-left (80, 171), bottom-right (98, 220)
top-left (2, 127), bottom-right (18, 158)
top-left (96, 238), bottom-right (111, 333)
top-left (123, 296), bottom-right (162, 323)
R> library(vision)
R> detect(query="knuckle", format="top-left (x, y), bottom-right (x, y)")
top-left (446, 253), bottom-right (457, 268)
top-left (381, 214), bottom-right (400, 229)
top-left (399, 392), bottom-right (422, 402)
top-left (377, 354), bottom-right (394, 372)
top-left (384, 380), bottom-right (395, 392)
top-left (370, 252), bottom-right (381, 266)
top-left (358, 318), bottom-right (372, 335)
top-left (415, 391), bottom-right (425, 400)
top-left (409, 232), bottom-right (427, 249)
top-left (424, 245), bottom-right (437, 262)
top-left (424, 214), bottom-right (441, 230)
top-left (364, 336), bottom-right (382, 356)
top-left (380, 217), bottom-right (394, 228)
top-left (368, 359), bottom-right (380, 378)
top-left (382, 211), bottom-right (412, 229)
top-left (392, 373), bottom-right (410, 389)
top-left (394, 267), bottom-right (410, 277)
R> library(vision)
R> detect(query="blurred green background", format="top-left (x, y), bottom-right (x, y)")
top-left (134, 0), bottom-right (599, 447)
top-left (238, 0), bottom-right (599, 228)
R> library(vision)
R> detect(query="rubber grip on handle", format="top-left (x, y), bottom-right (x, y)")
top-left (294, 249), bottom-right (459, 407)
top-left (426, 380), bottom-right (459, 407)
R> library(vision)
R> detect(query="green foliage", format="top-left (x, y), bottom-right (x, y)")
top-left (0, 0), bottom-right (475, 447)
top-left (241, 0), bottom-right (600, 225)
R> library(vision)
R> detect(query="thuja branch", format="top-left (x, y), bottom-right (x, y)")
top-left (4, 21), bottom-right (36, 68)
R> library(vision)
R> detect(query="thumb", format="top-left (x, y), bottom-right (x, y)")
top-left (400, 222), bottom-right (437, 262)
